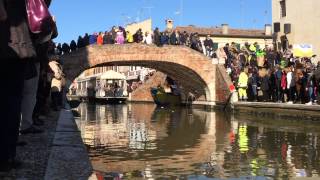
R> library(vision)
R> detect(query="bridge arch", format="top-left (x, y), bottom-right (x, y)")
top-left (61, 44), bottom-right (228, 103)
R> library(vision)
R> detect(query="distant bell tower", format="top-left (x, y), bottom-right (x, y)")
top-left (166, 19), bottom-right (174, 30)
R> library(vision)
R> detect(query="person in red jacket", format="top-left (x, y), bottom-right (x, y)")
top-left (97, 32), bottom-right (104, 45)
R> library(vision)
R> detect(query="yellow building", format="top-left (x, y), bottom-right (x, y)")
top-left (272, 0), bottom-right (320, 56)
top-left (125, 18), bottom-right (152, 35)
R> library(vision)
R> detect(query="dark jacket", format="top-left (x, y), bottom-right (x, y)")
top-left (83, 34), bottom-right (89, 46)
top-left (260, 76), bottom-right (270, 91)
top-left (160, 34), bottom-right (169, 45)
top-left (153, 29), bottom-right (161, 46)
top-left (89, 34), bottom-right (97, 45)
top-left (170, 33), bottom-right (178, 45)
top-left (77, 36), bottom-right (84, 48)
top-left (0, 0), bottom-right (36, 59)
top-left (103, 33), bottom-right (113, 44)
top-left (70, 40), bottom-right (77, 52)
top-left (204, 38), bottom-right (214, 48)
top-left (62, 43), bottom-right (70, 54)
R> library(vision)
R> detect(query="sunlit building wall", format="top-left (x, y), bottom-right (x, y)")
top-left (272, 0), bottom-right (320, 56)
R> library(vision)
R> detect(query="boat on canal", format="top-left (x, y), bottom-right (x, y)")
top-left (72, 70), bottom-right (128, 104)
top-left (150, 77), bottom-right (181, 106)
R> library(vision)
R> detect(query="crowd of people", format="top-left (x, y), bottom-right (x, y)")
top-left (57, 25), bottom-right (320, 105)
top-left (52, 26), bottom-right (205, 55)
top-left (222, 43), bottom-right (320, 105)
top-left (0, 0), bottom-right (67, 172)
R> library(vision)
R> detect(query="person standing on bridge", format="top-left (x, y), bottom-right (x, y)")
top-left (89, 32), bottom-right (97, 45)
top-left (115, 29), bottom-right (125, 44)
top-left (77, 36), bottom-right (84, 49)
top-left (103, 31), bottom-right (114, 44)
top-left (203, 35), bottom-right (214, 57)
top-left (126, 31), bottom-right (134, 43)
top-left (144, 31), bottom-right (153, 45)
top-left (97, 32), bottom-right (104, 45)
top-left (69, 40), bottom-right (77, 52)
top-left (153, 27), bottom-right (161, 46)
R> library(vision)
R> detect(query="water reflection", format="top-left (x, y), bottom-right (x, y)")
top-left (75, 103), bottom-right (320, 179)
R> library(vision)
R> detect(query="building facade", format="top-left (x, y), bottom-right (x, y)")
top-left (272, 0), bottom-right (320, 56)
top-left (175, 24), bottom-right (273, 50)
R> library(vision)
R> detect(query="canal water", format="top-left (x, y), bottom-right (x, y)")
top-left (75, 103), bottom-right (320, 179)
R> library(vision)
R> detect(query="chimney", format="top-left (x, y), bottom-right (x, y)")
top-left (222, 24), bottom-right (229, 35)
top-left (166, 19), bottom-right (174, 30)
top-left (265, 24), bottom-right (272, 36)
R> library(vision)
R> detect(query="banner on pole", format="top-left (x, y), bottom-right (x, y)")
top-left (293, 44), bottom-right (313, 58)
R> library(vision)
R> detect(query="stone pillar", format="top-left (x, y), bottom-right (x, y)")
top-left (166, 19), bottom-right (174, 30)
top-left (222, 24), bottom-right (229, 35)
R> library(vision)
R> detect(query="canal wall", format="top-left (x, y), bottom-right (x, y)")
top-left (233, 102), bottom-right (320, 121)
top-left (130, 71), bottom-right (166, 102)
top-left (44, 106), bottom-right (93, 180)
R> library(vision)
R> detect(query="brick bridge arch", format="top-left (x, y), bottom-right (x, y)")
top-left (61, 44), bottom-right (232, 104)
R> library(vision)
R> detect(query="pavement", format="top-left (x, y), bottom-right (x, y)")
top-left (0, 111), bottom-right (58, 180)
top-left (0, 106), bottom-right (93, 180)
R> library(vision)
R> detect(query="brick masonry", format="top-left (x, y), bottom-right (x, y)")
top-left (61, 44), bottom-right (233, 104)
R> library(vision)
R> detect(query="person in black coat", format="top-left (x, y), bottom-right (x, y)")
top-left (56, 43), bottom-right (62, 55)
top-left (160, 32), bottom-right (169, 45)
top-left (260, 74), bottom-right (270, 102)
top-left (103, 31), bottom-right (113, 44)
top-left (203, 35), bottom-right (214, 57)
top-left (62, 43), bottom-right (70, 54)
top-left (169, 31), bottom-right (178, 45)
top-left (133, 29), bottom-right (143, 43)
top-left (77, 36), bottom-right (84, 49)
top-left (180, 31), bottom-right (189, 46)
top-left (69, 40), bottom-right (77, 52)
top-left (153, 27), bottom-right (161, 46)
top-left (83, 33), bottom-right (90, 46)
top-left (248, 70), bottom-right (258, 101)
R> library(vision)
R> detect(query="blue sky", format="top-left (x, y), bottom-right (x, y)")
top-left (50, 0), bottom-right (271, 44)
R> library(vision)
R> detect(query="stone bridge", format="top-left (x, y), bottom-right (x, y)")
top-left (61, 44), bottom-right (233, 105)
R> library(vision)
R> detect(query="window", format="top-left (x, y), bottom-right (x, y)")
top-left (280, 0), bottom-right (286, 18)
top-left (213, 43), bottom-right (219, 51)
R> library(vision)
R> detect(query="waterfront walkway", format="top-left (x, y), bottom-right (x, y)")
top-left (233, 101), bottom-right (320, 121)
top-left (0, 106), bottom-right (93, 180)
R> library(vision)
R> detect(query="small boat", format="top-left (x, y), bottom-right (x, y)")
top-left (74, 70), bottom-right (128, 104)
top-left (95, 96), bottom-right (127, 104)
top-left (151, 86), bottom-right (181, 106)
top-left (67, 99), bottom-right (82, 108)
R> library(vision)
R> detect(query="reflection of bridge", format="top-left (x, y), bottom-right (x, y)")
top-left (61, 44), bottom-right (233, 104)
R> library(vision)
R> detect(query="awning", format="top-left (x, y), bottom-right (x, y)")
top-left (100, 70), bottom-right (126, 80)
